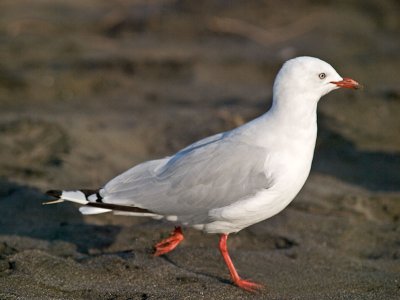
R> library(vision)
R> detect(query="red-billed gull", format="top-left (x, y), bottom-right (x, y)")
top-left (45, 56), bottom-right (360, 292)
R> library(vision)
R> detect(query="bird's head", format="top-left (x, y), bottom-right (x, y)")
top-left (273, 56), bottom-right (361, 104)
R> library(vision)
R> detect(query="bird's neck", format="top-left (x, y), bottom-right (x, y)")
top-left (268, 92), bottom-right (319, 130)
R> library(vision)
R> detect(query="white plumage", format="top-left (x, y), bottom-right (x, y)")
top-left (48, 56), bottom-right (360, 234)
top-left (46, 56), bottom-right (360, 291)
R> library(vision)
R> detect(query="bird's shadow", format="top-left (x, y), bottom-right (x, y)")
top-left (313, 114), bottom-right (400, 192)
top-left (160, 254), bottom-right (232, 286)
top-left (0, 179), bottom-right (121, 254)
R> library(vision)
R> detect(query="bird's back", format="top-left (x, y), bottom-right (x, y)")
top-left (102, 129), bottom-right (271, 224)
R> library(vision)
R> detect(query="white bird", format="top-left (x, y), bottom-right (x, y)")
top-left (45, 56), bottom-right (360, 292)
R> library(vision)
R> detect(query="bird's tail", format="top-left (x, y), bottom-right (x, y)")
top-left (44, 189), bottom-right (112, 215)
top-left (44, 189), bottom-right (156, 216)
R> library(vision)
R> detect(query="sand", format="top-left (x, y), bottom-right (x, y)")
top-left (0, 0), bottom-right (399, 299)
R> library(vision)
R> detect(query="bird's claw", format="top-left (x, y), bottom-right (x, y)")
top-left (234, 278), bottom-right (263, 293)
top-left (153, 227), bottom-right (184, 256)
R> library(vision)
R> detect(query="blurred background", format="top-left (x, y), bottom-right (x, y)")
top-left (0, 1), bottom-right (399, 299)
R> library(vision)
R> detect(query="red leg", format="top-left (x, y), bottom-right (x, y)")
top-left (154, 226), bottom-right (184, 256)
top-left (219, 234), bottom-right (263, 292)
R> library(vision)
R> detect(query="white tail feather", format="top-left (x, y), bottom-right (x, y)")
top-left (60, 191), bottom-right (89, 204)
top-left (46, 189), bottom-right (159, 218)
top-left (79, 206), bottom-right (111, 215)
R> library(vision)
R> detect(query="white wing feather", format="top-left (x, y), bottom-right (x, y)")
top-left (102, 131), bottom-right (269, 222)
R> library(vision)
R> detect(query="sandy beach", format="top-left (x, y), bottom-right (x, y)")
top-left (0, 0), bottom-right (399, 299)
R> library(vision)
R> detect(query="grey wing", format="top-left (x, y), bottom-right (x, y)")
top-left (103, 136), bottom-right (269, 217)
top-left (103, 131), bottom-right (226, 195)
top-left (178, 131), bottom-right (226, 152)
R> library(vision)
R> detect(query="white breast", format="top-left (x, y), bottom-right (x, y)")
top-left (204, 121), bottom-right (317, 234)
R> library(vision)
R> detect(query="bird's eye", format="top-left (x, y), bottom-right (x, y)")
top-left (319, 73), bottom-right (326, 79)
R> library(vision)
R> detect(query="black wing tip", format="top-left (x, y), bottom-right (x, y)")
top-left (46, 190), bottom-right (62, 198)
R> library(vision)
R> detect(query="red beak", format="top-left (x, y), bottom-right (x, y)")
top-left (330, 77), bottom-right (361, 89)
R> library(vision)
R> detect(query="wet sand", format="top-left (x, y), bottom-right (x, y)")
top-left (0, 0), bottom-right (399, 299)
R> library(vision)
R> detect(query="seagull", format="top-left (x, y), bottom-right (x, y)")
top-left (45, 56), bottom-right (360, 292)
